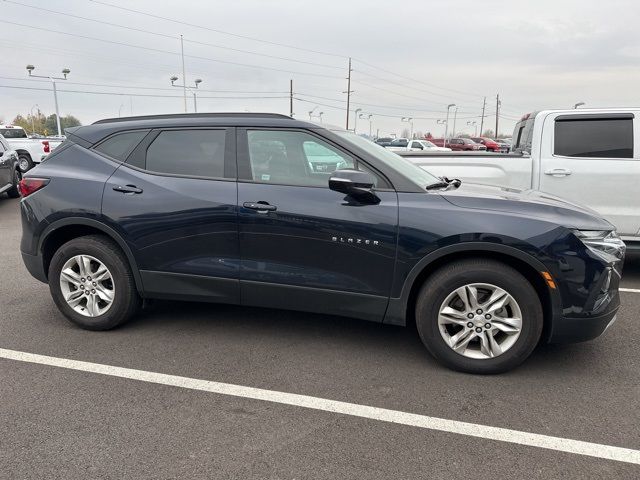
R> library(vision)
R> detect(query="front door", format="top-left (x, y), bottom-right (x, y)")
top-left (236, 128), bottom-right (398, 321)
top-left (538, 113), bottom-right (640, 236)
top-left (101, 127), bottom-right (240, 303)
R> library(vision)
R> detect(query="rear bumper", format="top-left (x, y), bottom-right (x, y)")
top-left (548, 306), bottom-right (619, 344)
top-left (21, 251), bottom-right (47, 283)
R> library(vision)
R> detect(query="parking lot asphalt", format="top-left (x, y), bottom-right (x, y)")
top-left (1, 196), bottom-right (639, 479)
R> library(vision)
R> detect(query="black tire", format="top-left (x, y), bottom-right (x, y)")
top-left (415, 259), bottom-right (543, 374)
top-left (18, 154), bottom-right (34, 173)
top-left (48, 235), bottom-right (141, 330)
top-left (6, 168), bottom-right (21, 198)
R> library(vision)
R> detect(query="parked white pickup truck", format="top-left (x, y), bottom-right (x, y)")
top-left (0, 125), bottom-right (64, 172)
top-left (387, 138), bottom-right (452, 152)
top-left (397, 108), bottom-right (640, 248)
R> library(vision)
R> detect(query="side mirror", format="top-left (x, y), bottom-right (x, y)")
top-left (329, 169), bottom-right (378, 203)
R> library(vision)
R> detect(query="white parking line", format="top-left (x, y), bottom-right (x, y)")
top-left (620, 287), bottom-right (640, 293)
top-left (1, 347), bottom-right (638, 465)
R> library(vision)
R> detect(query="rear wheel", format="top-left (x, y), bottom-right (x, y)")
top-left (48, 235), bottom-right (141, 330)
top-left (6, 168), bottom-right (21, 198)
top-left (18, 154), bottom-right (33, 172)
top-left (415, 259), bottom-right (543, 374)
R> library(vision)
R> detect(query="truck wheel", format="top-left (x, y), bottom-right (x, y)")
top-left (415, 259), bottom-right (543, 374)
top-left (6, 168), bottom-right (21, 198)
top-left (18, 154), bottom-right (34, 172)
top-left (48, 235), bottom-right (141, 330)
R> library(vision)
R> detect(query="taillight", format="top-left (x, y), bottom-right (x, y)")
top-left (42, 140), bottom-right (50, 153)
top-left (18, 177), bottom-right (49, 197)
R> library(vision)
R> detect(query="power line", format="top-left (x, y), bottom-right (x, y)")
top-left (0, 19), bottom-right (344, 79)
top-left (88, 0), bottom-right (348, 59)
top-left (3, 0), bottom-right (344, 71)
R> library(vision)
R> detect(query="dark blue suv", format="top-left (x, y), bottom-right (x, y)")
top-left (19, 113), bottom-right (625, 373)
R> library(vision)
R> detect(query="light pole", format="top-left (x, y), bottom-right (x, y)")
top-left (29, 104), bottom-right (39, 135)
top-left (318, 111), bottom-right (324, 123)
top-left (444, 104), bottom-right (456, 148)
top-left (359, 113), bottom-right (373, 138)
top-left (170, 76), bottom-right (203, 112)
top-left (467, 121), bottom-right (477, 136)
top-left (574, 102), bottom-right (585, 109)
top-left (401, 117), bottom-right (414, 139)
top-left (118, 103), bottom-right (125, 118)
top-left (26, 65), bottom-right (69, 136)
top-left (353, 108), bottom-right (362, 133)
top-left (452, 106), bottom-right (458, 137)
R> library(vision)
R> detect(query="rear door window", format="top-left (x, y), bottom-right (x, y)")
top-left (554, 116), bottom-right (634, 158)
top-left (145, 129), bottom-right (227, 178)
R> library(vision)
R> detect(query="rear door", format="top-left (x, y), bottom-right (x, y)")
top-left (236, 128), bottom-right (398, 321)
top-left (538, 113), bottom-right (640, 236)
top-left (0, 139), bottom-right (10, 187)
top-left (101, 127), bottom-right (240, 303)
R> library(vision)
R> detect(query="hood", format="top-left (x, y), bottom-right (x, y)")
top-left (439, 182), bottom-right (613, 231)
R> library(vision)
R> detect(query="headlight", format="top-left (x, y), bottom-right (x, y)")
top-left (574, 230), bottom-right (626, 263)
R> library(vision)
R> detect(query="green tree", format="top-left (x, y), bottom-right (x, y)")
top-left (44, 114), bottom-right (82, 135)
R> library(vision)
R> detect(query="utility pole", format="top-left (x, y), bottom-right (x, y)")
top-left (180, 34), bottom-right (187, 113)
top-left (495, 94), bottom-right (500, 138)
top-left (479, 96), bottom-right (486, 136)
top-left (344, 57), bottom-right (353, 130)
top-left (289, 79), bottom-right (294, 117)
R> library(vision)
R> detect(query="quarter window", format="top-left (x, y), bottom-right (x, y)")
top-left (146, 129), bottom-right (226, 177)
top-left (247, 130), bottom-right (363, 187)
top-left (554, 117), bottom-right (634, 158)
top-left (94, 131), bottom-right (148, 161)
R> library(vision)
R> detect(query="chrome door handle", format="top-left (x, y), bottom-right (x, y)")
top-left (243, 201), bottom-right (277, 213)
top-left (544, 168), bottom-right (572, 177)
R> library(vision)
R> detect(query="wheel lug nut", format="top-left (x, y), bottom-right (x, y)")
top-left (467, 313), bottom-right (474, 319)
top-left (467, 322), bottom-right (474, 328)
top-left (475, 327), bottom-right (482, 333)
top-left (80, 285), bottom-right (84, 289)
top-left (87, 276), bottom-right (92, 280)
top-left (85, 291), bottom-right (90, 295)
top-left (476, 309), bottom-right (483, 314)
top-left (80, 278), bottom-right (85, 282)
top-left (92, 282), bottom-right (96, 286)
top-left (91, 289), bottom-right (96, 294)
top-left (485, 323), bottom-right (491, 329)
top-left (485, 314), bottom-right (492, 319)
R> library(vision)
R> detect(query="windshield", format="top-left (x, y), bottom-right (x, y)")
top-left (336, 131), bottom-right (440, 188)
top-left (0, 128), bottom-right (28, 139)
top-left (421, 141), bottom-right (436, 148)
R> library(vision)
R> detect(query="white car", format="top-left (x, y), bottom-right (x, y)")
top-left (387, 139), bottom-right (452, 152)
top-left (399, 108), bottom-right (640, 249)
top-left (0, 125), bottom-right (64, 172)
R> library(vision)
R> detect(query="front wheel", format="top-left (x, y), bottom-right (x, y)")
top-left (415, 259), bottom-right (543, 374)
top-left (48, 235), bottom-right (141, 330)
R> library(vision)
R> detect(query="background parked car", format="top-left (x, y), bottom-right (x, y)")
top-left (387, 139), bottom-right (452, 152)
top-left (471, 137), bottom-right (501, 152)
top-left (0, 125), bottom-right (64, 172)
top-left (0, 135), bottom-right (21, 199)
top-left (430, 138), bottom-right (487, 151)
top-left (374, 137), bottom-right (394, 147)
top-left (495, 139), bottom-right (511, 153)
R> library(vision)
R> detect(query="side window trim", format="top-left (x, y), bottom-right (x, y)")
top-left (124, 127), bottom-right (237, 180)
top-left (236, 127), bottom-right (392, 190)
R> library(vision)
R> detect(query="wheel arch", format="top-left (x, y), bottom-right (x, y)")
top-left (39, 218), bottom-right (144, 295)
top-left (384, 243), bottom-right (562, 343)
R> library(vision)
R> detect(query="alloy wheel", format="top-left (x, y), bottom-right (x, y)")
top-left (437, 283), bottom-right (522, 359)
top-left (59, 255), bottom-right (115, 317)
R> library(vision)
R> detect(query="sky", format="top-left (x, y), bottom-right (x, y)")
top-left (1, 0), bottom-right (639, 138)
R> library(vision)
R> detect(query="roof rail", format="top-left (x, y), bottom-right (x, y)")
top-left (93, 112), bottom-right (292, 125)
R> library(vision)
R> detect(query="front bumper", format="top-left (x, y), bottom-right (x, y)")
top-left (548, 306), bottom-right (619, 343)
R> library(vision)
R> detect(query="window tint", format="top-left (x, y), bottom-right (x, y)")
top-left (554, 117), bottom-right (633, 158)
top-left (146, 129), bottom-right (226, 177)
top-left (247, 130), bottom-right (363, 187)
top-left (0, 128), bottom-right (27, 139)
top-left (94, 131), bottom-right (148, 161)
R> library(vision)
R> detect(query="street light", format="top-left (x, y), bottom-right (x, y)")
top-left (170, 76), bottom-right (203, 112)
top-left (444, 104), bottom-right (456, 148)
top-left (359, 113), bottom-right (373, 138)
top-left (401, 117), bottom-right (414, 139)
top-left (467, 121), bottom-right (477, 136)
top-left (26, 65), bottom-right (70, 136)
top-left (353, 108), bottom-right (362, 133)
top-left (29, 104), bottom-right (39, 135)
top-left (574, 102), bottom-right (585, 109)
top-left (318, 111), bottom-right (324, 123)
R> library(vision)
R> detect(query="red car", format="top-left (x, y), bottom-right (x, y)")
top-left (471, 137), bottom-right (500, 152)
top-left (431, 138), bottom-right (487, 151)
